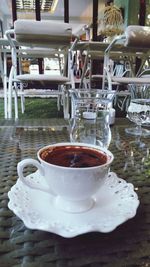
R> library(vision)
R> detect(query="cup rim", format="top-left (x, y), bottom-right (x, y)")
top-left (37, 142), bottom-right (114, 170)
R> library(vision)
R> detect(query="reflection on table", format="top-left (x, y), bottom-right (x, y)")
top-left (0, 118), bottom-right (150, 267)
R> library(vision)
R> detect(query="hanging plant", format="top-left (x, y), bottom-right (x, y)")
top-left (99, 4), bottom-right (124, 38)
top-left (103, 4), bottom-right (123, 26)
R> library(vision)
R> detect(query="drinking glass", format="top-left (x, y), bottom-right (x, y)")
top-left (126, 98), bottom-right (150, 136)
top-left (125, 85), bottom-right (150, 136)
top-left (69, 89), bottom-right (115, 148)
top-left (70, 109), bottom-right (112, 148)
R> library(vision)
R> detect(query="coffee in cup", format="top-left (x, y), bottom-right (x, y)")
top-left (17, 142), bottom-right (114, 213)
top-left (40, 145), bottom-right (108, 168)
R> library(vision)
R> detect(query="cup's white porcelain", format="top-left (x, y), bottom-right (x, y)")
top-left (17, 142), bottom-right (114, 213)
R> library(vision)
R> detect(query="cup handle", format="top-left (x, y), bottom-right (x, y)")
top-left (17, 158), bottom-right (53, 194)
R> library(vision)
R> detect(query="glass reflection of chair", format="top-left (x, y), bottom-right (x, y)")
top-left (6, 19), bottom-right (78, 120)
top-left (70, 88), bottom-right (116, 119)
top-left (114, 127), bottom-right (150, 172)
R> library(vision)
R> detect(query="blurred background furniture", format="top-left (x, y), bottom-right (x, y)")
top-left (103, 25), bottom-right (150, 111)
top-left (6, 19), bottom-right (78, 120)
top-left (0, 38), bottom-right (18, 118)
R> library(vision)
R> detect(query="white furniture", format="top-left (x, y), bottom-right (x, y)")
top-left (103, 25), bottom-right (150, 110)
top-left (103, 26), bottom-right (150, 89)
top-left (6, 19), bottom-right (78, 120)
top-left (0, 38), bottom-right (18, 118)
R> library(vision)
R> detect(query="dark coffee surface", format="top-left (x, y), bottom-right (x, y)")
top-left (40, 145), bottom-right (107, 168)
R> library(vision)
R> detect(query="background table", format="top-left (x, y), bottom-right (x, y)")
top-left (0, 118), bottom-right (150, 267)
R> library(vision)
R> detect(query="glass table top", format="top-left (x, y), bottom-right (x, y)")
top-left (0, 118), bottom-right (149, 266)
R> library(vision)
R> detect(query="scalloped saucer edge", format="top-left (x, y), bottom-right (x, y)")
top-left (8, 172), bottom-right (140, 238)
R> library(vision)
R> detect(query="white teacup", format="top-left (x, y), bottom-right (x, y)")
top-left (17, 142), bottom-right (114, 213)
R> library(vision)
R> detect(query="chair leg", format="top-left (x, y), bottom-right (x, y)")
top-left (8, 66), bottom-right (15, 119)
top-left (4, 80), bottom-right (8, 119)
top-left (3, 52), bottom-right (8, 119)
top-left (57, 85), bottom-right (63, 111)
top-left (57, 95), bottom-right (61, 111)
top-left (79, 53), bottom-right (88, 88)
top-left (19, 83), bottom-right (25, 113)
top-left (21, 94), bottom-right (25, 113)
top-left (14, 86), bottom-right (18, 120)
top-left (62, 86), bottom-right (70, 119)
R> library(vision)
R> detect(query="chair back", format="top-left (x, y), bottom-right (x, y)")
top-left (14, 19), bottom-right (72, 48)
top-left (125, 25), bottom-right (150, 49)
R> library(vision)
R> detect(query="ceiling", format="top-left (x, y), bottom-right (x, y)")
top-left (0, 0), bottom-right (94, 20)
top-left (0, 0), bottom-right (12, 16)
top-left (15, 0), bottom-right (58, 12)
top-left (0, 0), bottom-right (105, 32)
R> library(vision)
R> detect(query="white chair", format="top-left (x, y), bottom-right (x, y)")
top-left (70, 41), bottom-right (108, 89)
top-left (103, 25), bottom-right (150, 111)
top-left (6, 19), bottom-right (78, 120)
top-left (0, 38), bottom-right (18, 118)
top-left (103, 25), bottom-right (150, 85)
top-left (70, 40), bottom-right (133, 90)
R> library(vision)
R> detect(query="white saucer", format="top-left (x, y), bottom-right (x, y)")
top-left (8, 171), bottom-right (139, 238)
